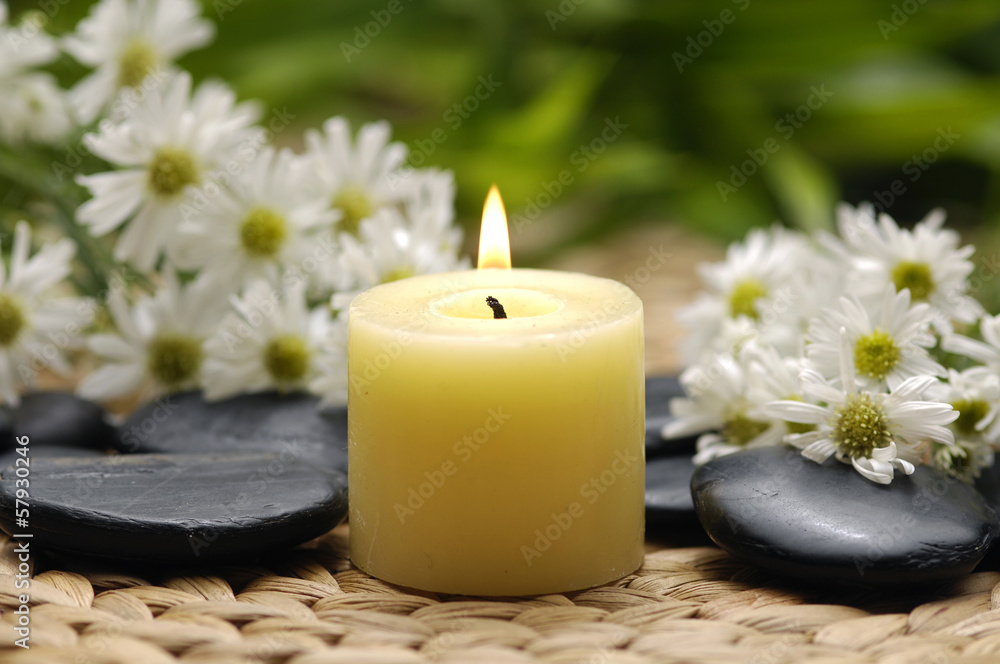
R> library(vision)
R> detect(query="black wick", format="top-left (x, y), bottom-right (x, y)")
top-left (485, 296), bottom-right (507, 319)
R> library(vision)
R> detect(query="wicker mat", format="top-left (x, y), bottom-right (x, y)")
top-left (4, 525), bottom-right (1000, 663)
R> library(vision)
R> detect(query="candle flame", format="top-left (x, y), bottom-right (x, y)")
top-left (477, 185), bottom-right (511, 270)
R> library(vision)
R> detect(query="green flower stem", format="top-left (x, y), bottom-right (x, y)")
top-left (0, 144), bottom-right (150, 297)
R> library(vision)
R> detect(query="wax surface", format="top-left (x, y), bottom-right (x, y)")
top-left (348, 268), bottom-right (644, 595)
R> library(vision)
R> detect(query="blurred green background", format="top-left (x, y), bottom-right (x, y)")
top-left (9, 0), bottom-right (1000, 296)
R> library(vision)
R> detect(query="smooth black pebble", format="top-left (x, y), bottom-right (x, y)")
top-left (973, 463), bottom-right (1000, 567)
top-left (693, 446), bottom-right (998, 586)
top-left (975, 462), bottom-right (1000, 514)
top-left (117, 391), bottom-right (347, 473)
top-left (645, 455), bottom-right (699, 536)
top-left (0, 444), bottom-right (105, 473)
top-left (646, 375), bottom-right (698, 456)
top-left (0, 452), bottom-right (348, 563)
top-left (6, 392), bottom-right (118, 453)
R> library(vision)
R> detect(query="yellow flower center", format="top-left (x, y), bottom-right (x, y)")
top-left (853, 328), bottom-right (900, 381)
top-left (833, 392), bottom-right (891, 458)
top-left (952, 398), bottom-right (990, 437)
top-left (332, 185), bottom-right (374, 235)
top-left (728, 279), bottom-right (768, 320)
top-left (147, 147), bottom-right (199, 198)
top-left (118, 39), bottom-right (158, 89)
top-left (782, 395), bottom-right (816, 434)
top-left (147, 333), bottom-right (203, 387)
top-left (0, 294), bottom-right (27, 346)
top-left (722, 410), bottom-right (770, 446)
top-left (240, 207), bottom-right (288, 257)
top-left (263, 334), bottom-right (310, 383)
top-left (891, 261), bottom-right (935, 301)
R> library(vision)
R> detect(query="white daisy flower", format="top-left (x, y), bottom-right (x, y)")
top-left (302, 117), bottom-right (410, 237)
top-left (805, 284), bottom-right (944, 391)
top-left (0, 3), bottom-right (58, 75)
top-left (75, 72), bottom-right (259, 272)
top-left (202, 279), bottom-right (331, 400)
top-left (0, 221), bottom-right (94, 405)
top-left (330, 206), bottom-right (469, 311)
top-left (745, 344), bottom-right (811, 415)
top-left (663, 346), bottom-right (784, 465)
top-left (171, 147), bottom-right (336, 293)
top-left (309, 315), bottom-right (349, 409)
top-left (405, 169), bottom-right (464, 249)
top-left (927, 367), bottom-right (1000, 479)
top-left (676, 225), bottom-right (814, 364)
top-left (695, 316), bottom-right (762, 362)
top-left (77, 269), bottom-right (220, 402)
top-left (0, 74), bottom-right (73, 145)
top-left (765, 328), bottom-right (957, 484)
top-left (833, 203), bottom-right (981, 332)
top-left (0, 4), bottom-right (72, 144)
top-left (943, 313), bottom-right (1000, 374)
top-left (63, 0), bottom-right (214, 124)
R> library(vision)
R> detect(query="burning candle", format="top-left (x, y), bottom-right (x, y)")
top-left (347, 186), bottom-right (644, 595)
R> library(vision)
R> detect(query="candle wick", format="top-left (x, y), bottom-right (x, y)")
top-left (485, 296), bottom-right (507, 319)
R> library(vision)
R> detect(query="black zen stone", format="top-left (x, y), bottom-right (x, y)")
top-left (975, 462), bottom-right (1000, 515)
top-left (0, 453), bottom-right (348, 563)
top-left (645, 455), bottom-right (699, 535)
top-left (0, 445), bottom-right (105, 473)
top-left (9, 392), bottom-right (118, 453)
top-left (645, 375), bottom-right (698, 457)
top-left (117, 391), bottom-right (347, 473)
top-left (0, 405), bottom-right (12, 452)
top-left (973, 464), bottom-right (1000, 569)
top-left (692, 446), bottom-right (998, 586)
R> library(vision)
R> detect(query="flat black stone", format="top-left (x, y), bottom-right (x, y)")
top-left (973, 463), bottom-right (1000, 568)
top-left (0, 444), bottom-right (104, 472)
top-left (692, 446), bottom-right (998, 586)
top-left (645, 375), bottom-right (698, 456)
top-left (0, 405), bottom-right (12, 452)
top-left (645, 455), bottom-right (698, 532)
top-left (975, 462), bottom-right (1000, 515)
top-left (6, 392), bottom-right (118, 453)
top-left (116, 391), bottom-right (347, 473)
top-left (0, 452), bottom-right (347, 563)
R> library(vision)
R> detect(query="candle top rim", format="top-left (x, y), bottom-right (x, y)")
top-left (348, 268), bottom-right (642, 338)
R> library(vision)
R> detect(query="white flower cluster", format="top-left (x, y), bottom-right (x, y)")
top-left (0, 0), bottom-right (467, 408)
top-left (0, 4), bottom-right (72, 144)
top-left (667, 203), bottom-right (999, 484)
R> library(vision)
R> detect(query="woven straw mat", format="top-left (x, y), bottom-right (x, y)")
top-left (5, 523), bottom-right (1000, 664)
